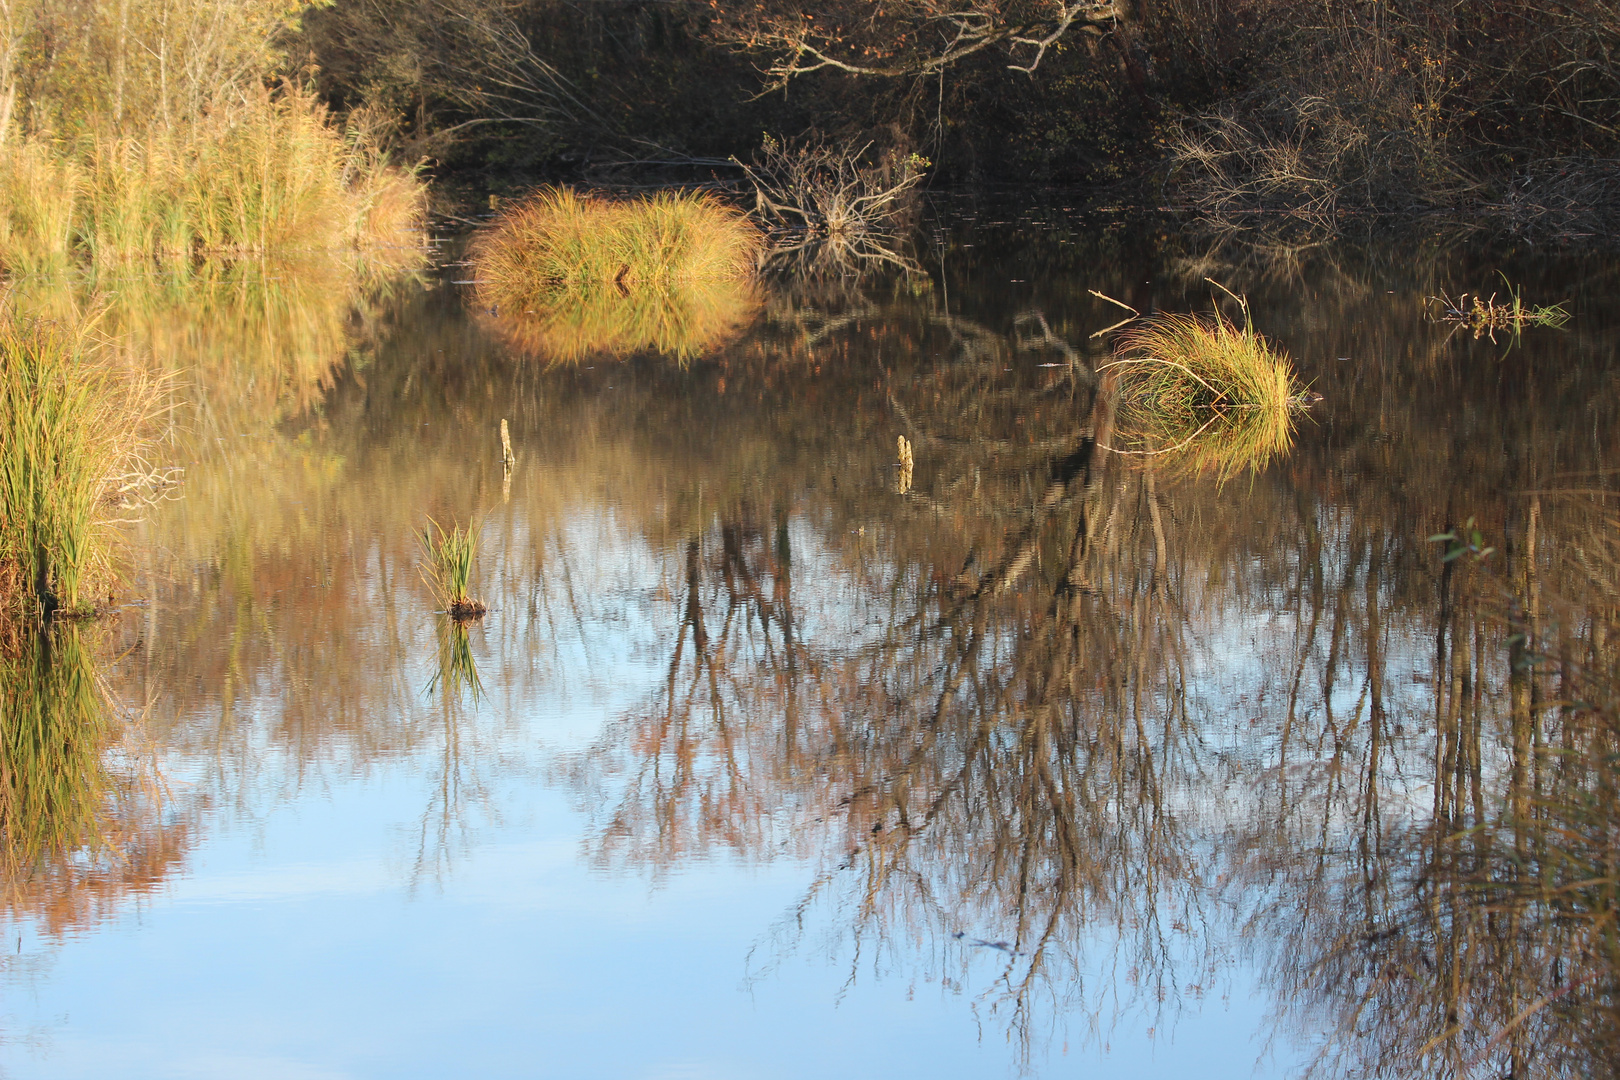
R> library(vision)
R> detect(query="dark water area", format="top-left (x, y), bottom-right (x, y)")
top-left (3, 207), bottom-right (1619, 1078)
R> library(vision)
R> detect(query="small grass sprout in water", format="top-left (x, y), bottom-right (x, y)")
top-left (419, 518), bottom-right (486, 621)
top-left (1101, 283), bottom-right (1309, 482)
top-left (1430, 274), bottom-right (1570, 342)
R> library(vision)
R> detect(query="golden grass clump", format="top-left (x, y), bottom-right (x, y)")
top-left (0, 315), bottom-right (166, 619)
top-left (1104, 297), bottom-right (1304, 482)
top-left (0, 86), bottom-right (424, 268)
top-left (471, 187), bottom-right (762, 362)
top-left (473, 187), bottom-right (762, 293)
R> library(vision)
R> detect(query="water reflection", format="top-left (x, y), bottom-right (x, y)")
top-left (478, 279), bottom-right (762, 364)
top-left (4, 221), bottom-right (1620, 1076)
top-left (0, 622), bottom-right (184, 936)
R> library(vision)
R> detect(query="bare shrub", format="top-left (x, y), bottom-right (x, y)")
top-left (740, 136), bottom-right (927, 235)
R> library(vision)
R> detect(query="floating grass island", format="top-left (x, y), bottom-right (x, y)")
top-left (1103, 292), bottom-right (1308, 482)
top-left (469, 187), bottom-right (763, 362)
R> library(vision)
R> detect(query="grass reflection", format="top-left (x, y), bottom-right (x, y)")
top-left (477, 280), bottom-right (761, 364)
top-left (427, 616), bottom-right (484, 703)
top-left (70, 224), bottom-right (1620, 1074)
top-left (0, 622), bottom-right (183, 935)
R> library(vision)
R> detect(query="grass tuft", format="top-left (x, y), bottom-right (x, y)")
top-left (470, 187), bottom-right (762, 362)
top-left (1104, 289), bottom-right (1306, 482)
top-left (419, 518), bottom-right (486, 621)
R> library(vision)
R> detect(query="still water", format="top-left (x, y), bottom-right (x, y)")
top-left (3, 207), bottom-right (1619, 1078)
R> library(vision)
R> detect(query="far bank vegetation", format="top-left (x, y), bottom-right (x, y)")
top-left (0, 0), bottom-right (424, 268)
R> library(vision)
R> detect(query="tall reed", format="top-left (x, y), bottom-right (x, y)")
top-left (0, 316), bottom-right (162, 617)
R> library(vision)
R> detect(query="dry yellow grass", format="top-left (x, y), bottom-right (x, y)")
top-left (470, 187), bottom-right (763, 362)
top-left (0, 87), bottom-right (424, 268)
top-left (472, 187), bottom-right (762, 294)
top-left (1104, 293), bottom-right (1305, 482)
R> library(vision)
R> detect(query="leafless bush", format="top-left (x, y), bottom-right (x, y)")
top-left (1166, 110), bottom-right (1344, 232)
top-left (738, 134), bottom-right (928, 237)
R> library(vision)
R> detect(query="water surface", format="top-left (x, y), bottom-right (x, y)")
top-left (4, 211), bottom-right (1619, 1078)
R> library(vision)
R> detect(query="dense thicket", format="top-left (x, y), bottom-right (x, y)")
top-left (294, 0), bottom-right (1620, 225)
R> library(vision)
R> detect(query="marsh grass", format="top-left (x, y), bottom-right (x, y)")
top-left (1102, 288), bottom-right (1304, 482)
top-left (419, 518), bottom-right (486, 621)
top-left (0, 316), bottom-right (166, 618)
top-left (1430, 276), bottom-right (1571, 342)
top-left (0, 86), bottom-right (424, 268)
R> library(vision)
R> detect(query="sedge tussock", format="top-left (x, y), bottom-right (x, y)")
top-left (472, 187), bottom-right (762, 293)
top-left (1104, 299), bottom-right (1305, 482)
top-left (470, 188), bottom-right (762, 361)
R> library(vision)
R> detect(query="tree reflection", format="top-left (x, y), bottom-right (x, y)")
top-left (39, 220), bottom-right (1620, 1074)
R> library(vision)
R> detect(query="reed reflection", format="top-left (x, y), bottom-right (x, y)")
top-left (0, 621), bottom-right (186, 937)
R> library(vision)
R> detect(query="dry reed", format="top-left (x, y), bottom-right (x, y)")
top-left (0, 86), bottom-right (424, 267)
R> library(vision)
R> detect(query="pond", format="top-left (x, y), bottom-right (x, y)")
top-left (2, 204), bottom-right (1618, 1078)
